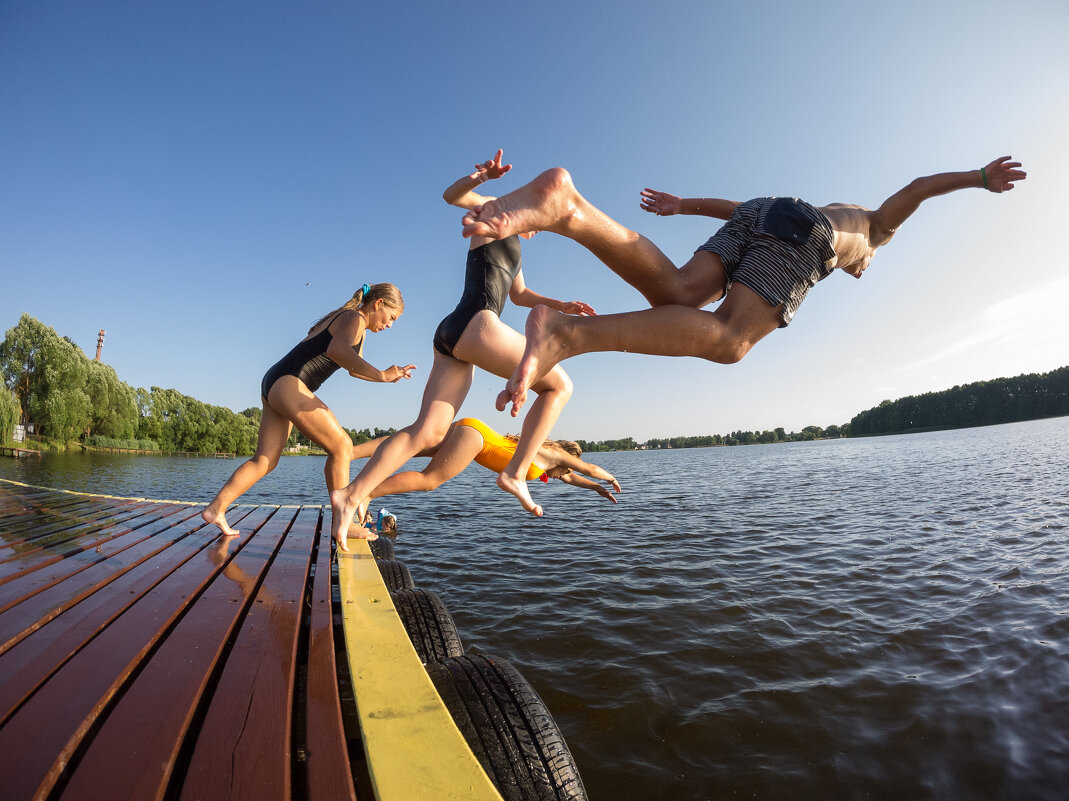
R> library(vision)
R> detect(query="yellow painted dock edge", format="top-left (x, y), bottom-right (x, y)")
top-left (337, 541), bottom-right (504, 801)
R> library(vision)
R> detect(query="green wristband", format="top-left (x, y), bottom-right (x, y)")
top-left (981, 166), bottom-right (988, 190)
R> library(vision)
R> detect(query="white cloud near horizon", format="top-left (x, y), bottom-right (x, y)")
top-left (900, 275), bottom-right (1069, 377)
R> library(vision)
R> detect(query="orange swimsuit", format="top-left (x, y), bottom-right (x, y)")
top-left (455, 418), bottom-right (547, 481)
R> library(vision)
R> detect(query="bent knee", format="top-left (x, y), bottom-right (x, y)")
top-left (714, 340), bottom-right (754, 365)
top-left (412, 424), bottom-right (451, 451)
top-left (251, 454), bottom-right (279, 473)
top-left (534, 367), bottom-right (573, 400)
top-left (329, 438), bottom-right (353, 460)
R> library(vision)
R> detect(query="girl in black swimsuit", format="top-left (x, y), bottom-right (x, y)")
top-left (201, 283), bottom-right (416, 537)
top-left (330, 150), bottom-right (596, 550)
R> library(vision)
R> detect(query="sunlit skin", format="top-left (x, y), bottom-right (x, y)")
top-left (201, 296), bottom-right (415, 539)
top-left (460, 157), bottom-right (1026, 412)
top-left (329, 150), bottom-right (597, 552)
top-left (350, 420), bottom-right (621, 511)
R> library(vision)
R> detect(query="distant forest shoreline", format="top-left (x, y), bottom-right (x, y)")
top-left (3, 313), bottom-right (1066, 457)
top-left (576, 366), bottom-right (1068, 452)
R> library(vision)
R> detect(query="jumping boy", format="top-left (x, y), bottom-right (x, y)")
top-left (460, 156), bottom-right (1026, 413)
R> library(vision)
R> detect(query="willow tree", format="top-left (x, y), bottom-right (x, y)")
top-left (0, 386), bottom-right (20, 444)
top-left (0, 314), bottom-right (91, 441)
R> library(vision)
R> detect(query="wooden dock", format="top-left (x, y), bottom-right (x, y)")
top-left (0, 478), bottom-right (584, 801)
top-left (0, 447), bottom-right (43, 458)
top-left (0, 478), bottom-right (358, 801)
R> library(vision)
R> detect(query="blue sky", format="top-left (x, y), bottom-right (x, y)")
top-left (2, 0), bottom-right (1066, 441)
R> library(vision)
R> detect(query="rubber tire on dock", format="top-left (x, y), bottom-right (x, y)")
top-left (369, 537), bottom-right (395, 561)
top-left (376, 559), bottom-right (415, 591)
top-left (427, 654), bottom-right (587, 801)
top-left (390, 588), bottom-right (464, 664)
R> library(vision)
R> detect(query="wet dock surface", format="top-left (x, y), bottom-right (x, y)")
top-left (0, 479), bottom-right (356, 801)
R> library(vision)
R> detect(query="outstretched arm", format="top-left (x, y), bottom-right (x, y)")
top-left (641, 189), bottom-right (740, 220)
top-left (870, 156), bottom-right (1026, 245)
top-left (558, 472), bottom-right (618, 503)
top-left (325, 312), bottom-right (417, 383)
top-left (442, 148), bottom-right (513, 210)
top-left (508, 269), bottom-right (596, 316)
top-left (547, 449), bottom-right (621, 490)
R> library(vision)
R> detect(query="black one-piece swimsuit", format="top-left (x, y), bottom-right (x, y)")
top-left (260, 311), bottom-right (362, 400)
top-left (433, 236), bottom-right (522, 357)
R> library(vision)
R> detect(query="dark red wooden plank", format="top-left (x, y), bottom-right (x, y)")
top-left (0, 509), bottom-right (261, 727)
top-left (0, 485), bottom-right (55, 519)
top-left (52, 507), bottom-right (299, 801)
top-left (0, 489), bottom-right (130, 522)
top-left (0, 505), bottom-right (284, 801)
top-left (0, 496), bottom-right (117, 537)
top-left (178, 506), bottom-right (321, 801)
top-left (0, 502), bottom-right (184, 589)
top-left (0, 506), bottom-right (260, 726)
top-left (304, 512), bottom-right (358, 801)
top-left (0, 489), bottom-right (97, 518)
top-left (0, 499), bottom-right (148, 555)
top-left (0, 502), bottom-right (193, 605)
top-left (0, 504), bottom-right (208, 655)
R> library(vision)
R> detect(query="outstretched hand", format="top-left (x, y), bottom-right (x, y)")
top-left (594, 484), bottom-right (618, 503)
top-left (640, 188), bottom-right (681, 216)
top-left (470, 148), bottom-right (512, 183)
top-left (983, 156), bottom-right (1026, 193)
top-left (382, 364), bottom-right (417, 383)
top-left (560, 300), bottom-right (596, 317)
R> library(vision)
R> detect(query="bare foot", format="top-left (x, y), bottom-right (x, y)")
top-left (461, 167), bottom-right (580, 239)
top-left (330, 488), bottom-right (361, 553)
top-left (351, 497), bottom-right (377, 541)
top-left (506, 305), bottom-right (572, 412)
top-left (495, 382), bottom-right (528, 418)
top-left (201, 506), bottom-right (239, 536)
top-left (496, 472), bottom-right (543, 517)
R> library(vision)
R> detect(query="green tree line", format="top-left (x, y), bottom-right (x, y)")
top-left (0, 313), bottom-right (396, 456)
top-left (577, 424), bottom-right (849, 452)
top-left (577, 368), bottom-right (1066, 451)
top-left (849, 367), bottom-right (1069, 436)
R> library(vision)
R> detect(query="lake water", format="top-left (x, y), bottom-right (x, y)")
top-left (3, 417), bottom-right (1068, 800)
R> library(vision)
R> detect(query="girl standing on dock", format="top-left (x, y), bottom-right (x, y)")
top-left (330, 150), bottom-right (596, 551)
top-left (201, 283), bottom-right (415, 537)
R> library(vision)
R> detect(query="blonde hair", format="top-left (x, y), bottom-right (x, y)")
top-left (505, 434), bottom-right (582, 459)
top-left (309, 282), bottom-right (405, 334)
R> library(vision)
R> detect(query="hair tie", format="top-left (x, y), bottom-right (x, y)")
top-left (361, 283), bottom-right (371, 296)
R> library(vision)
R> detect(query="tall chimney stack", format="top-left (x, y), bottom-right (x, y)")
top-left (95, 329), bottom-right (106, 361)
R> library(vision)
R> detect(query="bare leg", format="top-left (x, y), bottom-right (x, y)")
top-left (269, 376), bottom-right (355, 490)
top-left (368, 425), bottom-right (483, 498)
top-left (350, 435), bottom-right (386, 461)
top-left (462, 167), bottom-right (725, 307)
top-left (451, 312), bottom-right (573, 516)
top-left (507, 286), bottom-right (783, 410)
top-left (353, 435), bottom-right (442, 462)
top-left (202, 403), bottom-right (291, 536)
top-left (331, 351), bottom-right (474, 551)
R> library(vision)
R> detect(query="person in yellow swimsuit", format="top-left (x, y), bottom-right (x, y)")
top-left (350, 417), bottom-right (620, 519)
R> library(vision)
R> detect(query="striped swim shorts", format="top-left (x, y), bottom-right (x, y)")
top-left (697, 197), bottom-right (837, 327)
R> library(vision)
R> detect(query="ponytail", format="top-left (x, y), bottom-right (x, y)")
top-left (309, 282), bottom-right (405, 333)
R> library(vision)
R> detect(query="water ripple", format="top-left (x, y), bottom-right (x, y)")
top-left (4, 417), bottom-right (1068, 799)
